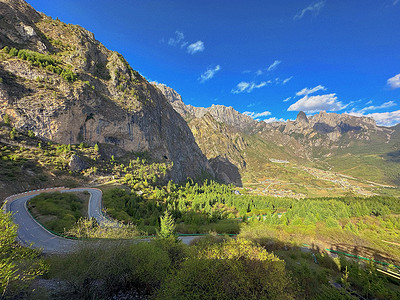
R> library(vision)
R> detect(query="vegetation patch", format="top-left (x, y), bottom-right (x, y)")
top-left (2, 46), bottom-right (77, 82)
top-left (28, 192), bottom-right (89, 235)
top-left (0, 210), bottom-right (47, 298)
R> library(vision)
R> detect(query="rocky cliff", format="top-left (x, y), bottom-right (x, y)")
top-left (0, 0), bottom-right (212, 182)
top-left (153, 83), bottom-right (258, 132)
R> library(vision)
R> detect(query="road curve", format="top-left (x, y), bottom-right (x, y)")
top-left (4, 188), bottom-right (201, 254)
top-left (5, 188), bottom-right (104, 253)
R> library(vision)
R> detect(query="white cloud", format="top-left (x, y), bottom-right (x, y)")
top-left (199, 65), bottom-right (221, 83)
top-left (349, 110), bottom-right (400, 127)
top-left (358, 101), bottom-right (397, 113)
top-left (394, 0), bottom-right (399, 5)
top-left (243, 110), bottom-right (272, 119)
top-left (288, 93), bottom-right (347, 113)
top-left (283, 97), bottom-right (291, 102)
top-left (264, 117), bottom-right (287, 123)
top-left (282, 76), bottom-right (293, 85)
top-left (231, 81), bottom-right (268, 94)
top-left (267, 60), bottom-right (281, 72)
top-left (294, 1), bottom-right (326, 20)
top-left (187, 41), bottom-right (204, 54)
top-left (296, 85), bottom-right (326, 96)
top-left (165, 32), bottom-right (205, 55)
top-left (168, 31), bottom-right (185, 46)
top-left (387, 73), bottom-right (400, 89)
top-left (255, 69), bottom-right (263, 76)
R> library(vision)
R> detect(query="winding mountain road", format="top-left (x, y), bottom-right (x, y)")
top-left (4, 187), bottom-right (199, 254)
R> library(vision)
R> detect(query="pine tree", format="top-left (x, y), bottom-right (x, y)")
top-left (158, 210), bottom-right (177, 240)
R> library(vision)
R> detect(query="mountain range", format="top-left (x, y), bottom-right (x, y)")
top-left (1, 0), bottom-right (399, 197)
top-left (154, 82), bottom-right (400, 195)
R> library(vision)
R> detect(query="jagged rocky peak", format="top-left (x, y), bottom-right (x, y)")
top-left (0, 0), bottom-right (213, 182)
top-left (152, 82), bottom-right (183, 103)
top-left (154, 83), bottom-right (259, 132)
top-left (206, 104), bottom-right (258, 131)
top-left (309, 111), bottom-right (377, 129)
top-left (295, 111), bottom-right (309, 125)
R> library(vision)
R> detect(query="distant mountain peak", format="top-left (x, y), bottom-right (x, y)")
top-left (295, 111), bottom-right (309, 124)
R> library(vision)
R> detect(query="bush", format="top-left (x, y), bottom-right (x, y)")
top-left (3, 114), bottom-right (10, 125)
top-left (9, 47), bottom-right (18, 56)
top-left (27, 130), bottom-right (35, 138)
top-left (157, 239), bottom-right (297, 299)
top-left (65, 217), bottom-right (141, 239)
top-left (47, 240), bottom-right (175, 298)
top-left (9, 127), bottom-right (17, 140)
top-left (0, 210), bottom-right (47, 296)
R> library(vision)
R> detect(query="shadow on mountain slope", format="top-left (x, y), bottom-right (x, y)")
top-left (209, 156), bottom-right (242, 187)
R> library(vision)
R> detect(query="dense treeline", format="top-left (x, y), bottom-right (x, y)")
top-left (2, 46), bottom-right (77, 82)
top-left (104, 180), bottom-right (400, 234)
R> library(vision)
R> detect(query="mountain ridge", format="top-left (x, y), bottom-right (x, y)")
top-left (0, 0), bottom-right (213, 182)
top-left (154, 82), bottom-right (400, 189)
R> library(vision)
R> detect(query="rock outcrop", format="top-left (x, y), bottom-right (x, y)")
top-left (68, 154), bottom-right (87, 172)
top-left (0, 0), bottom-right (212, 182)
top-left (295, 111), bottom-right (308, 125)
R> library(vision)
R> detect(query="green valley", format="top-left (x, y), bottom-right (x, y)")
top-left (1, 0), bottom-right (400, 299)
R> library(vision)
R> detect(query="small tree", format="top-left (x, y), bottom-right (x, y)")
top-left (9, 128), bottom-right (16, 140)
top-left (27, 130), bottom-right (35, 138)
top-left (158, 211), bottom-right (177, 240)
top-left (3, 114), bottom-right (10, 125)
top-left (94, 143), bottom-right (99, 152)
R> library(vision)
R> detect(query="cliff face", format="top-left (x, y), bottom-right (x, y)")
top-left (152, 83), bottom-right (258, 132)
top-left (153, 83), bottom-right (249, 185)
top-left (0, 0), bottom-right (212, 182)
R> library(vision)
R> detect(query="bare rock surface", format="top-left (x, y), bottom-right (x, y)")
top-left (0, 0), bottom-right (212, 182)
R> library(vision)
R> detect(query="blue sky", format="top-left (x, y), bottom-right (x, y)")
top-left (28, 0), bottom-right (400, 125)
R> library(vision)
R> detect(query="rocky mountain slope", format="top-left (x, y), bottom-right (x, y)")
top-left (0, 0), bottom-right (212, 182)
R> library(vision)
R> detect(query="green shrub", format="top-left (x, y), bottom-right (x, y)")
top-left (3, 113), bottom-right (10, 125)
top-left (61, 68), bottom-right (77, 82)
top-left (9, 127), bottom-right (17, 140)
top-left (157, 239), bottom-right (297, 299)
top-left (27, 130), bottom-right (35, 138)
top-left (47, 240), bottom-right (175, 298)
top-left (9, 47), bottom-right (18, 56)
top-left (0, 210), bottom-right (47, 297)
